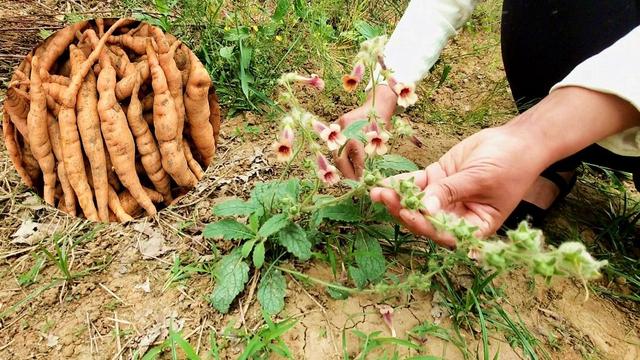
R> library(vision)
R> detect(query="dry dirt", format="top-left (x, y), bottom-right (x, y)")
top-left (0, 1), bottom-right (639, 359)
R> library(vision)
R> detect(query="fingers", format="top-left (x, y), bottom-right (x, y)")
top-left (347, 141), bottom-right (365, 179)
top-left (399, 209), bottom-right (457, 248)
top-left (334, 149), bottom-right (357, 179)
top-left (422, 171), bottom-right (479, 214)
top-left (334, 140), bottom-right (364, 180)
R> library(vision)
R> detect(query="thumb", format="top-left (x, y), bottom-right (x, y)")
top-left (421, 172), bottom-right (478, 214)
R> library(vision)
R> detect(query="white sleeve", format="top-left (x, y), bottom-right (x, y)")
top-left (376, 0), bottom-right (478, 86)
top-left (551, 26), bottom-right (640, 156)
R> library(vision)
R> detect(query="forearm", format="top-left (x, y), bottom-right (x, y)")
top-left (505, 87), bottom-right (640, 171)
top-left (371, 0), bottom-right (477, 87)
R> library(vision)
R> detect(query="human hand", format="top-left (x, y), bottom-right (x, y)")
top-left (370, 126), bottom-right (548, 247)
top-left (335, 85), bottom-right (397, 179)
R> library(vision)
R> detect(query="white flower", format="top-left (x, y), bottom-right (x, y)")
top-left (364, 127), bottom-right (390, 156)
top-left (394, 82), bottom-right (419, 108)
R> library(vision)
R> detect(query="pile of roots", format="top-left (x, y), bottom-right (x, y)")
top-left (2, 19), bottom-right (221, 222)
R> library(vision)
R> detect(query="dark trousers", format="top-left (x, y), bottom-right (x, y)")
top-left (500, 0), bottom-right (640, 177)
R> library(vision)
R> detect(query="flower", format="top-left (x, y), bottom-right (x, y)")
top-left (312, 119), bottom-right (346, 151)
top-left (305, 74), bottom-right (325, 91)
top-left (356, 36), bottom-right (388, 64)
top-left (272, 126), bottom-right (294, 162)
top-left (342, 63), bottom-right (365, 92)
top-left (378, 305), bottom-right (396, 337)
top-left (315, 153), bottom-right (340, 186)
top-left (281, 114), bottom-right (295, 127)
top-left (393, 82), bottom-right (419, 108)
top-left (393, 118), bottom-right (414, 137)
top-left (277, 72), bottom-right (325, 91)
top-left (364, 122), bottom-right (390, 156)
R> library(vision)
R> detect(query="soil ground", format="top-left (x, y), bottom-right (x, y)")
top-left (0, 1), bottom-right (639, 359)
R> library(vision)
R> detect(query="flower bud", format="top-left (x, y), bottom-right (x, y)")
top-left (288, 204), bottom-right (301, 216)
top-left (532, 254), bottom-right (557, 278)
top-left (401, 196), bottom-right (422, 210)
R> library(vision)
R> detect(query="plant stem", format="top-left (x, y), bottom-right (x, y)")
top-left (301, 185), bottom-right (364, 213)
top-left (276, 266), bottom-right (374, 294)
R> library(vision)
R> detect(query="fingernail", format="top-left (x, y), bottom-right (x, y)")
top-left (422, 196), bottom-right (440, 214)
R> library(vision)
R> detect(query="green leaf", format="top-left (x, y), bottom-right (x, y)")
top-left (219, 45), bottom-right (235, 60)
top-left (241, 239), bottom-right (256, 258)
top-left (354, 231), bottom-right (386, 283)
top-left (348, 266), bottom-right (367, 288)
top-left (253, 241), bottom-right (265, 268)
top-left (326, 284), bottom-right (350, 300)
top-left (342, 179), bottom-right (361, 189)
top-left (203, 220), bottom-right (254, 240)
top-left (341, 120), bottom-right (368, 142)
top-left (437, 63), bottom-right (452, 89)
top-left (224, 26), bottom-right (250, 42)
top-left (240, 46), bottom-right (253, 69)
top-left (371, 202), bottom-right (395, 223)
top-left (210, 251), bottom-right (250, 313)
top-left (354, 20), bottom-right (384, 40)
top-left (272, 0), bottom-right (290, 21)
top-left (293, 0), bottom-right (308, 18)
top-left (213, 198), bottom-right (257, 217)
top-left (377, 154), bottom-right (419, 172)
top-left (168, 328), bottom-right (200, 360)
top-left (277, 222), bottom-right (312, 260)
top-left (319, 202), bottom-right (363, 222)
top-left (18, 256), bottom-right (46, 286)
top-left (257, 270), bottom-right (286, 315)
top-left (251, 180), bottom-right (301, 213)
top-left (363, 224), bottom-right (396, 240)
top-left (258, 214), bottom-right (289, 238)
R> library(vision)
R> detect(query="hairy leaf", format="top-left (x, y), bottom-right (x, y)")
top-left (251, 180), bottom-right (301, 214)
top-left (326, 284), bottom-right (350, 300)
top-left (210, 251), bottom-right (250, 313)
top-left (257, 270), bottom-right (286, 315)
top-left (203, 220), bottom-right (254, 240)
top-left (253, 241), bottom-right (265, 268)
top-left (277, 222), bottom-right (312, 260)
top-left (258, 214), bottom-right (289, 238)
top-left (377, 154), bottom-right (419, 173)
top-left (341, 120), bottom-right (368, 142)
top-left (213, 198), bottom-right (257, 217)
top-left (349, 266), bottom-right (367, 289)
top-left (319, 202), bottom-right (363, 222)
top-left (354, 231), bottom-right (386, 283)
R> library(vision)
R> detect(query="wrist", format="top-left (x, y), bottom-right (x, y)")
top-left (504, 87), bottom-right (640, 169)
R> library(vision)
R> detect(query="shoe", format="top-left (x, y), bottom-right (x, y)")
top-left (502, 169), bottom-right (578, 231)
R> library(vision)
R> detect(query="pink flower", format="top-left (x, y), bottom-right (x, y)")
top-left (342, 63), bottom-right (365, 92)
top-left (364, 122), bottom-right (390, 156)
top-left (315, 153), bottom-right (340, 186)
top-left (305, 74), bottom-right (325, 91)
top-left (312, 120), bottom-right (346, 151)
top-left (378, 305), bottom-right (396, 337)
top-left (279, 73), bottom-right (325, 91)
top-left (393, 82), bottom-right (418, 108)
top-left (271, 126), bottom-right (294, 162)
